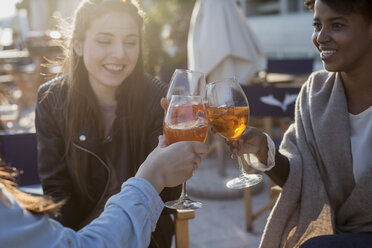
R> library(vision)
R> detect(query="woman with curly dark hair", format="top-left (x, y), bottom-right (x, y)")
top-left (228, 0), bottom-right (372, 247)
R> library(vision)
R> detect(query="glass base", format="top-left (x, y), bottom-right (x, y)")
top-left (226, 173), bottom-right (263, 189)
top-left (165, 197), bottom-right (203, 210)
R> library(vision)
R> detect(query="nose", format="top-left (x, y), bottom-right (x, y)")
top-left (112, 42), bottom-right (126, 59)
top-left (315, 27), bottom-right (331, 44)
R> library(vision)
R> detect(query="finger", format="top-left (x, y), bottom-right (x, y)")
top-left (240, 126), bottom-right (257, 142)
top-left (192, 142), bottom-right (209, 155)
top-left (180, 141), bottom-right (208, 155)
top-left (194, 154), bottom-right (202, 165)
top-left (160, 97), bottom-right (168, 112)
top-left (158, 135), bottom-right (167, 148)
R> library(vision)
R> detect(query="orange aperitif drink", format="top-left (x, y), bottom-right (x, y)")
top-left (164, 102), bottom-right (208, 145)
top-left (207, 106), bottom-right (249, 141)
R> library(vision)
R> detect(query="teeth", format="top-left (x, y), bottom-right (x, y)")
top-left (104, 64), bottom-right (124, 71)
top-left (321, 50), bottom-right (336, 56)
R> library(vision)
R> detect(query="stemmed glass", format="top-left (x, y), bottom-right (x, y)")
top-left (206, 78), bottom-right (262, 189)
top-left (166, 69), bottom-right (206, 102)
top-left (163, 95), bottom-right (208, 209)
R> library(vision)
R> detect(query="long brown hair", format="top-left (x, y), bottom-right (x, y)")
top-left (0, 163), bottom-right (63, 216)
top-left (45, 0), bottom-right (148, 198)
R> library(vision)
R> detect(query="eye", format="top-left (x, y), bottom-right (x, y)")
top-left (332, 22), bottom-right (345, 30)
top-left (97, 39), bottom-right (111, 45)
top-left (124, 40), bottom-right (138, 47)
top-left (312, 22), bottom-right (322, 31)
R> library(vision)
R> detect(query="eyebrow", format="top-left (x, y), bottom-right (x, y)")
top-left (95, 32), bottom-right (139, 38)
top-left (313, 17), bottom-right (348, 22)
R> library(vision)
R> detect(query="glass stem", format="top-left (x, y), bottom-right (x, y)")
top-left (180, 182), bottom-right (188, 199)
top-left (238, 155), bottom-right (248, 175)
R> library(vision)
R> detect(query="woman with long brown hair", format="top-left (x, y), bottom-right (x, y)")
top-left (0, 136), bottom-right (208, 247)
top-left (35, 1), bottom-right (179, 247)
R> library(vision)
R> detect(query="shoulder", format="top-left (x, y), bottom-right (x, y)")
top-left (38, 75), bottom-right (67, 95)
top-left (37, 75), bottom-right (68, 106)
top-left (303, 70), bottom-right (336, 94)
top-left (144, 74), bottom-right (168, 97)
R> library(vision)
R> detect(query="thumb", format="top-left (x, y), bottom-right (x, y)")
top-left (160, 97), bottom-right (168, 112)
top-left (158, 135), bottom-right (167, 148)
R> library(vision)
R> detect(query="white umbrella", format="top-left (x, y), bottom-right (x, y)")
top-left (188, 0), bottom-right (266, 85)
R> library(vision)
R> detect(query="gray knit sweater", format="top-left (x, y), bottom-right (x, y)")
top-left (260, 71), bottom-right (372, 248)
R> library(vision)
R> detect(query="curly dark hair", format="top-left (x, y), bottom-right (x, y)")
top-left (304, 0), bottom-right (372, 23)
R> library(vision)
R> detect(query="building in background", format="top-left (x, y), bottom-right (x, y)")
top-left (235, 0), bottom-right (320, 70)
top-left (236, 0), bottom-right (307, 16)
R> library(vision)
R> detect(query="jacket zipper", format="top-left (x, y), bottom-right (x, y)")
top-left (73, 143), bottom-right (111, 208)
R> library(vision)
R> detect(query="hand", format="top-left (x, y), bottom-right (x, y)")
top-left (136, 135), bottom-right (209, 193)
top-left (226, 126), bottom-right (269, 164)
top-left (160, 97), bottom-right (168, 114)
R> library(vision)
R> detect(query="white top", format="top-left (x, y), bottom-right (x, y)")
top-left (349, 105), bottom-right (372, 183)
top-left (255, 105), bottom-right (372, 181)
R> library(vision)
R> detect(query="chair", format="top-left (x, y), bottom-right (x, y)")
top-left (241, 84), bottom-right (300, 231)
top-left (0, 132), bottom-right (40, 187)
top-left (261, 57), bottom-right (314, 85)
top-left (173, 210), bottom-right (195, 248)
top-left (0, 132), bottom-right (194, 247)
top-left (267, 58), bottom-right (314, 75)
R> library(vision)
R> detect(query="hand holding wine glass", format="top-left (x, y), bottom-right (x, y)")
top-left (163, 95), bottom-right (208, 209)
top-left (206, 78), bottom-right (262, 189)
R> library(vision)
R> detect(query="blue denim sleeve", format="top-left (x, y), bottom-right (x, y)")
top-left (0, 178), bottom-right (164, 248)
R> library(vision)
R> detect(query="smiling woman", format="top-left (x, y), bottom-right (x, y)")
top-left (225, 0), bottom-right (372, 247)
top-left (76, 11), bottom-right (140, 109)
top-left (34, 1), bottom-right (178, 248)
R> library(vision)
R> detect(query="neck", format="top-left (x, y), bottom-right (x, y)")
top-left (96, 90), bottom-right (117, 107)
top-left (341, 69), bottom-right (372, 114)
top-left (89, 83), bottom-right (117, 107)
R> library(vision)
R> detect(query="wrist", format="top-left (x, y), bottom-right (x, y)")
top-left (135, 161), bottom-right (165, 194)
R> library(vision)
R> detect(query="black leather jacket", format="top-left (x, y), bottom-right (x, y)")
top-left (35, 74), bottom-right (180, 248)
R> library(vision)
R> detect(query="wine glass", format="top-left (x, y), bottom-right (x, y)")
top-left (0, 104), bottom-right (19, 129)
top-left (166, 69), bottom-right (206, 102)
top-left (206, 78), bottom-right (262, 189)
top-left (163, 95), bottom-right (208, 210)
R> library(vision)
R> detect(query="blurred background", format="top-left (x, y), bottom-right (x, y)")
top-left (0, 0), bottom-right (319, 122)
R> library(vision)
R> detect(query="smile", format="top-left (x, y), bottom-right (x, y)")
top-left (320, 50), bottom-right (337, 60)
top-left (103, 64), bottom-right (125, 72)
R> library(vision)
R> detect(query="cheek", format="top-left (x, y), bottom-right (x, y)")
top-left (83, 51), bottom-right (102, 75)
top-left (128, 46), bottom-right (140, 65)
top-left (312, 33), bottom-right (319, 48)
top-left (83, 46), bottom-right (104, 69)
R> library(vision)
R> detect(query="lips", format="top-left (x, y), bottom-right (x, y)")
top-left (320, 49), bottom-right (337, 60)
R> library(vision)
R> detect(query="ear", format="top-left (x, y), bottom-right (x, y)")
top-left (73, 39), bottom-right (83, 56)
